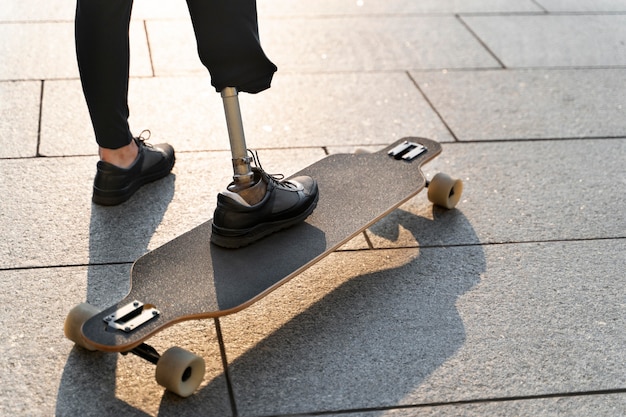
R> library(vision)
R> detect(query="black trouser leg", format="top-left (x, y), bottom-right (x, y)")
top-left (75, 0), bottom-right (134, 149)
top-left (185, 0), bottom-right (277, 93)
top-left (75, 0), bottom-right (276, 150)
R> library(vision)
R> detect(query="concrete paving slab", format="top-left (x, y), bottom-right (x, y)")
top-left (144, 20), bottom-right (205, 76)
top-left (39, 73), bottom-right (453, 157)
top-left (0, 21), bottom-right (152, 81)
top-left (333, 393), bottom-right (626, 416)
top-left (0, 80), bottom-right (41, 158)
top-left (0, 0), bottom-right (74, 21)
top-left (0, 148), bottom-right (325, 270)
top-left (326, 136), bottom-right (622, 256)
top-left (538, 0), bottom-right (626, 12)
top-left (5, 138), bottom-right (624, 268)
top-left (220, 239), bottom-right (625, 415)
top-left (132, 0), bottom-right (190, 20)
top-left (148, 16), bottom-right (500, 74)
top-left (411, 69), bottom-right (626, 141)
top-left (0, 265), bottom-right (230, 417)
top-left (0, 0), bottom-right (190, 22)
top-left (331, 139), bottom-right (626, 249)
top-left (0, 0), bottom-right (546, 22)
top-left (261, 15), bottom-right (501, 72)
top-left (236, 73), bottom-right (456, 147)
top-left (39, 78), bottom-right (94, 156)
top-left (39, 77), bottom-right (223, 157)
top-left (462, 14), bottom-right (626, 68)
top-left (258, 0), bottom-right (543, 16)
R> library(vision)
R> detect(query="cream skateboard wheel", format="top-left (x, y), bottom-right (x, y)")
top-left (427, 173), bottom-right (463, 209)
top-left (64, 303), bottom-right (99, 351)
top-left (155, 347), bottom-right (205, 397)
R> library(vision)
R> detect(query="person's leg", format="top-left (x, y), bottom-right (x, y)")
top-left (75, 0), bottom-right (175, 205)
top-left (75, 0), bottom-right (134, 152)
top-left (185, 0), bottom-right (277, 94)
top-left (184, 0), bottom-right (318, 247)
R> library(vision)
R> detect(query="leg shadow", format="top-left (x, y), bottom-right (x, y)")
top-left (189, 206), bottom-right (485, 415)
top-left (56, 175), bottom-right (176, 416)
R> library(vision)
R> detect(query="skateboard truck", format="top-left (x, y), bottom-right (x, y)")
top-left (388, 141), bottom-right (427, 161)
top-left (103, 300), bottom-right (160, 333)
top-left (221, 87), bottom-right (254, 189)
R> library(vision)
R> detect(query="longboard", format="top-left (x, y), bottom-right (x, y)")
top-left (64, 137), bottom-right (463, 397)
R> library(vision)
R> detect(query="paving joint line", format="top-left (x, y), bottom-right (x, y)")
top-left (406, 71), bottom-right (459, 142)
top-left (0, 261), bottom-right (132, 272)
top-left (455, 14), bottom-right (506, 69)
top-left (273, 387), bottom-right (626, 417)
top-left (2, 11), bottom-right (625, 25)
top-left (143, 19), bottom-right (156, 77)
top-left (214, 318), bottom-right (239, 417)
top-left (337, 236), bottom-right (626, 254)
top-left (530, 0), bottom-right (548, 13)
top-left (4, 237), bottom-right (622, 272)
top-left (36, 79), bottom-right (44, 156)
top-left (2, 137), bottom-right (625, 161)
top-left (3, 65), bottom-right (626, 84)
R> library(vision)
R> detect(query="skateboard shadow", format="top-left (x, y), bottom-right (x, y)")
top-left (187, 205), bottom-right (485, 415)
top-left (209, 222), bottom-right (329, 312)
top-left (56, 175), bottom-right (176, 417)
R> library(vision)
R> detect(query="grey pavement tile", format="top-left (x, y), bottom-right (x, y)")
top-left (220, 240), bottom-right (625, 415)
top-left (236, 72), bottom-right (456, 146)
top-left (0, 265), bottom-right (231, 417)
top-left (0, 0), bottom-right (189, 22)
top-left (39, 78), bottom-right (94, 156)
top-left (0, 22), bottom-right (77, 80)
top-left (367, 139), bottom-right (626, 248)
top-left (258, 0), bottom-right (543, 16)
top-left (411, 69), bottom-right (626, 141)
top-left (335, 393), bottom-right (626, 416)
top-left (0, 21), bottom-right (152, 81)
top-left (462, 14), bottom-right (626, 68)
top-left (132, 0), bottom-right (190, 20)
top-left (144, 19), bottom-right (206, 76)
top-left (0, 149), bottom-right (325, 269)
top-left (0, 80), bottom-right (40, 158)
top-left (148, 16), bottom-right (500, 74)
top-left (40, 77), bottom-right (226, 157)
top-left (0, 0), bottom-right (74, 21)
top-left (537, 0), bottom-right (626, 12)
top-left (0, 0), bottom-right (545, 22)
top-left (40, 73), bottom-right (453, 157)
top-left (260, 15), bottom-right (501, 72)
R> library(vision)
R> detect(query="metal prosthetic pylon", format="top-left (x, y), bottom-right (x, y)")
top-left (221, 87), bottom-right (254, 190)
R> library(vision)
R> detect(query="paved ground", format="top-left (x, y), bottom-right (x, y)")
top-left (1, 0), bottom-right (625, 416)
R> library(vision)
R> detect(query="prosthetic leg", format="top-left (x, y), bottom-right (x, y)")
top-left (221, 87), bottom-right (254, 191)
top-left (212, 86), bottom-right (319, 248)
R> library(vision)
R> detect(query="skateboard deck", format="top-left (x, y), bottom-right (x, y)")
top-left (80, 137), bottom-right (449, 352)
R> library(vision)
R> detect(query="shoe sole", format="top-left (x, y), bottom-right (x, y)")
top-left (210, 191), bottom-right (319, 249)
top-left (92, 156), bottom-right (175, 206)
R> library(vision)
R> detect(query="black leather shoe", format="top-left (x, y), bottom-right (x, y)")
top-left (211, 164), bottom-right (319, 248)
top-left (92, 134), bottom-right (175, 206)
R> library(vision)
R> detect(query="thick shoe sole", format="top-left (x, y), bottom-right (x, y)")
top-left (210, 192), bottom-right (319, 249)
top-left (92, 157), bottom-right (175, 206)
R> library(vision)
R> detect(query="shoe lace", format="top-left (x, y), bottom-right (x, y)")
top-left (135, 129), bottom-right (153, 147)
top-left (248, 149), bottom-right (297, 189)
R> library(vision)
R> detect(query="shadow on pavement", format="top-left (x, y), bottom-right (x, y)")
top-left (56, 175), bottom-right (178, 417)
top-left (55, 194), bottom-right (483, 416)
top-left (189, 205), bottom-right (484, 415)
